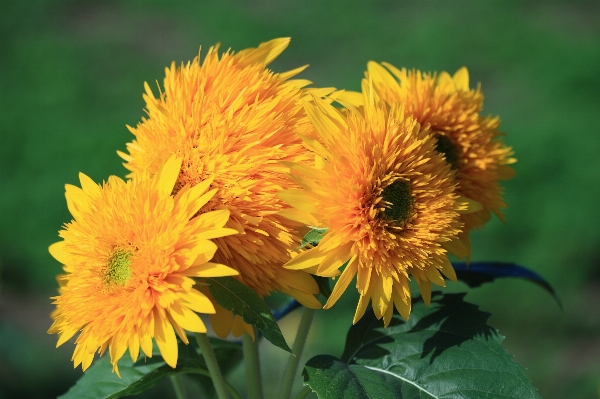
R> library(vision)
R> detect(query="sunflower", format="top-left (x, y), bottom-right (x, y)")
top-left (118, 38), bottom-right (322, 337)
top-left (365, 62), bottom-right (516, 256)
top-left (278, 81), bottom-right (464, 326)
top-left (48, 156), bottom-right (239, 375)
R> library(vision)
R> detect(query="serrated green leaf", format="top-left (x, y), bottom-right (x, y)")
top-left (303, 355), bottom-right (413, 399)
top-left (59, 337), bottom-right (242, 399)
top-left (207, 276), bottom-right (292, 353)
top-left (298, 227), bottom-right (327, 249)
top-left (303, 292), bottom-right (541, 399)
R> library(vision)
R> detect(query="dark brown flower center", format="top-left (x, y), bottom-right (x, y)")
top-left (381, 180), bottom-right (413, 224)
top-left (435, 133), bottom-right (459, 170)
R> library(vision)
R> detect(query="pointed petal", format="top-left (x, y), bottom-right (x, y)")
top-left (188, 262), bottom-right (239, 277)
top-left (324, 256), bottom-right (357, 309)
top-left (169, 304), bottom-right (207, 333)
top-left (438, 257), bottom-right (457, 282)
top-left (49, 242), bottom-right (70, 265)
top-left (453, 67), bottom-right (470, 91)
top-left (156, 156), bottom-right (182, 198)
top-left (180, 289), bottom-right (216, 314)
top-left (78, 173), bottom-right (101, 197)
top-left (154, 312), bottom-right (178, 368)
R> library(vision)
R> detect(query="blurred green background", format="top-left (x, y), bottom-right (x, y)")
top-left (1, 1), bottom-right (599, 398)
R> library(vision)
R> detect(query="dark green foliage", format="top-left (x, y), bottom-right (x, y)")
top-left (303, 293), bottom-right (541, 398)
top-left (206, 276), bottom-right (292, 352)
top-left (453, 262), bottom-right (562, 308)
top-left (59, 337), bottom-right (241, 399)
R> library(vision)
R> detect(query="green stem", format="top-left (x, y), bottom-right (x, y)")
top-left (243, 331), bottom-right (264, 399)
top-left (189, 369), bottom-right (242, 399)
top-left (278, 307), bottom-right (316, 399)
top-left (194, 333), bottom-right (230, 399)
top-left (169, 374), bottom-right (188, 399)
top-left (294, 386), bottom-right (313, 399)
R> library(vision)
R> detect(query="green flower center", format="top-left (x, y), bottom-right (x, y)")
top-left (435, 134), bottom-right (459, 170)
top-left (105, 248), bottom-right (132, 286)
top-left (381, 180), bottom-right (413, 224)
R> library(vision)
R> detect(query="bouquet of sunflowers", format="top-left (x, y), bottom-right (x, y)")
top-left (49, 38), bottom-right (556, 399)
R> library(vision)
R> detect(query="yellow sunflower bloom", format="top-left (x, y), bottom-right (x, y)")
top-left (364, 62), bottom-right (516, 256)
top-left (118, 38), bottom-right (322, 338)
top-left (48, 156), bottom-right (239, 375)
top-left (279, 81), bottom-right (464, 326)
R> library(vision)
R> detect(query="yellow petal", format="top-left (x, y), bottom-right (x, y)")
top-left (392, 286), bottom-right (411, 321)
top-left (277, 189), bottom-right (318, 214)
top-left (49, 241), bottom-right (70, 265)
top-left (129, 333), bottom-right (140, 363)
top-left (335, 90), bottom-right (364, 108)
top-left (368, 61), bottom-right (400, 93)
top-left (194, 227), bottom-right (239, 241)
top-left (356, 264), bottom-right (372, 296)
top-left (324, 256), bottom-right (357, 309)
top-left (438, 257), bottom-right (457, 282)
top-left (78, 173), bottom-right (101, 197)
top-left (190, 240), bottom-right (219, 266)
top-left (237, 37), bottom-right (290, 67)
top-left (188, 262), bottom-right (239, 277)
top-left (169, 304), bottom-right (207, 333)
top-left (278, 65), bottom-right (309, 81)
top-left (424, 267), bottom-right (446, 287)
top-left (498, 165), bottom-right (516, 180)
top-left (278, 208), bottom-right (320, 226)
top-left (154, 311), bottom-right (178, 368)
top-left (284, 246), bottom-right (326, 270)
top-left (353, 284), bottom-right (372, 325)
top-left (193, 209), bottom-right (231, 230)
top-left (456, 196), bottom-right (483, 214)
top-left (180, 289), bottom-right (216, 314)
top-left (441, 236), bottom-right (469, 259)
top-left (231, 315), bottom-right (248, 337)
top-left (156, 155), bottom-right (182, 198)
top-left (316, 242), bottom-right (353, 276)
top-left (453, 67), bottom-right (469, 91)
top-left (210, 303), bottom-right (233, 338)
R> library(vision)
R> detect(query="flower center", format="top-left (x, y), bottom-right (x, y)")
top-left (434, 134), bottom-right (459, 170)
top-left (105, 248), bottom-right (132, 286)
top-left (381, 180), bottom-right (413, 224)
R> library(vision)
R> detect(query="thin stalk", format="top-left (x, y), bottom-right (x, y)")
top-left (278, 307), bottom-right (316, 399)
top-left (243, 331), bottom-right (264, 399)
top-left (169, 374), bottom-right (188, 399)
top-left (293, 386), bottom-right (313, 399)
top-left (189, 369), bottom-right (242, 399)
top-left (195, 333), bottom-right (230, 399)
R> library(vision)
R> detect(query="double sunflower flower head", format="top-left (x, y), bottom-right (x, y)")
top-left (49, 38), bottom-right (514, 373)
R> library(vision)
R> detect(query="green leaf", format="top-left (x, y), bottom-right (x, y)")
top-left (298, 227), bottom-right (327, 249)
top-left (207, 276), bottom-right (292, 353)
top-left (303, 292), bottom-right (541, 399)
top-left (59, 337), bottom-right (242, 399)
top-left (453, 261), bottom-right (562, 308)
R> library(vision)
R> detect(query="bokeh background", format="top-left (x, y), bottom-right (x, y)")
top-left (1, 1), bottom-right (599, 398)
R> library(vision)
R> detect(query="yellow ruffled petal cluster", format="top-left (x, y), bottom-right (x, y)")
top-left (48, 156), bottom-right (239, 375)
top-left (119, 38), bottom-right (323, 338)
top-left (363, 62), bottom-right (516, 256)
top-left (279, 81), bottom-right (464, 326)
